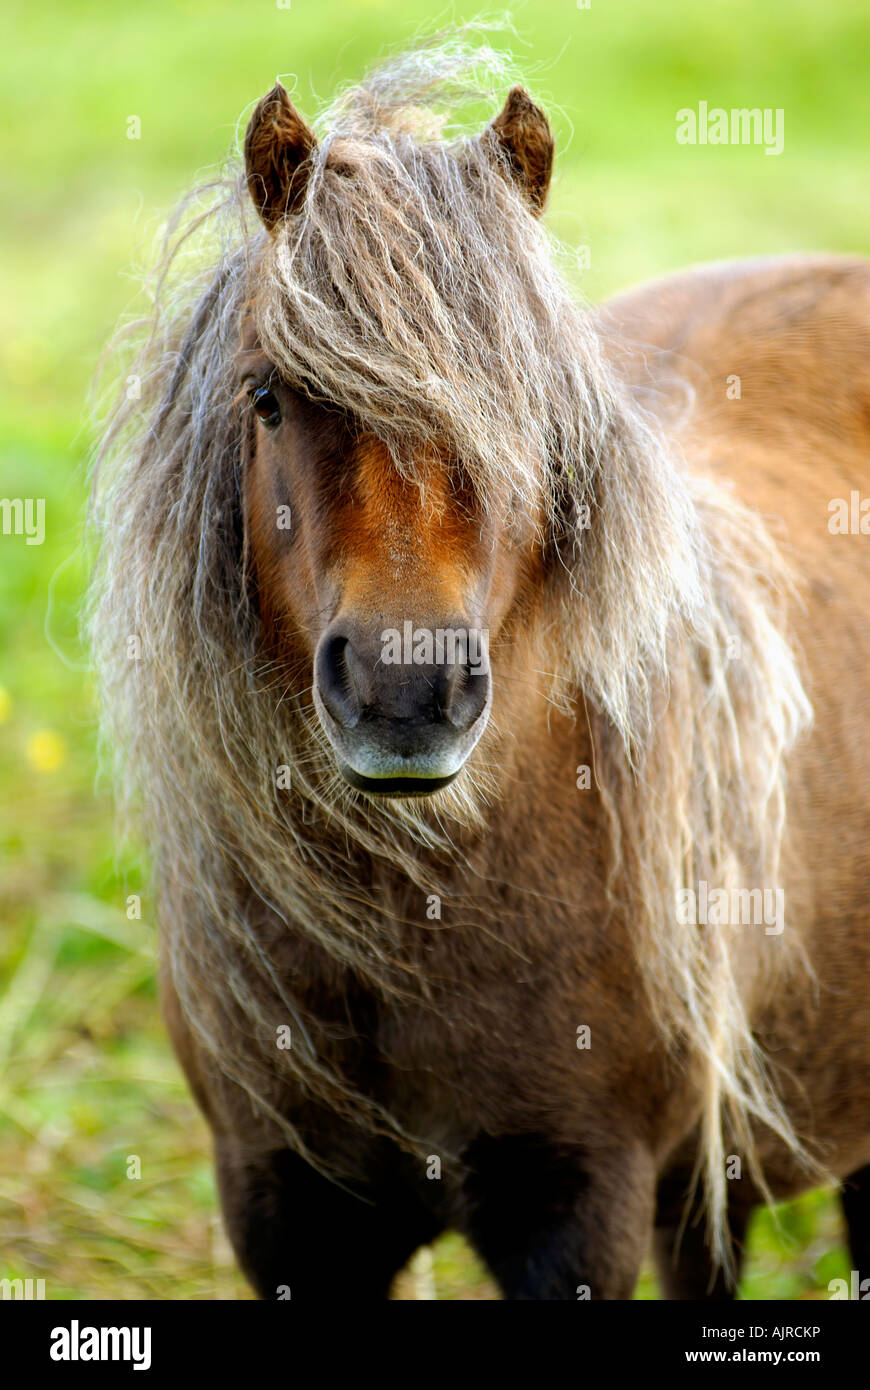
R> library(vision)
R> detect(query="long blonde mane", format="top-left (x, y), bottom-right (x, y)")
top-left (89, 38), bottom-right (815, 1270)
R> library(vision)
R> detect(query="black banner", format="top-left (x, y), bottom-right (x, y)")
top-left (1, 1298), bottom-right (865, 1376)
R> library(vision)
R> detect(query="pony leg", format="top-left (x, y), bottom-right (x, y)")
top-left (653, 1169), bottom-right (749, 1299)
top-left (215, 1141), bottom-right (442, 1300)
top-left (840, 1164), bottom-right (870, 1278)
top-left (461, 1134), bottom-right (656, 1299)
top-left (652, 1211), bottom-right (749, 1299)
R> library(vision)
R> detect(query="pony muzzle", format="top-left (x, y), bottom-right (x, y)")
top-left (313, 623), bottom-right (492, 796)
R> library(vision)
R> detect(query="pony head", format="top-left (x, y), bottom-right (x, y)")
top-left (239, 77), bottom-right (555, 795)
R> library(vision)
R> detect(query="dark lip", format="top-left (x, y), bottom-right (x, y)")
top-left (338, 762), bottom-right (460, 797)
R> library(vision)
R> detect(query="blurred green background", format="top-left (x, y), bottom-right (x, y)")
top-left (1, 0), bottom-right (867, 1299)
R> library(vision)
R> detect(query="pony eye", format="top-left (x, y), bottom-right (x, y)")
top-left (249, 386), bottom-right (281, 427)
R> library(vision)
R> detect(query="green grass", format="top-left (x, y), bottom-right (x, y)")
top-left (1, 0), bottom-right (868, 1299)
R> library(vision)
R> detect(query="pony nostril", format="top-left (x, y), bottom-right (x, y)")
top-left (443, 660), bottom-right (491, 732)
top-left (315, 632), bottom-right (363, 730)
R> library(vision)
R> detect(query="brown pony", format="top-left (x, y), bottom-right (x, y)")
top-left (91, 43), bottom-right (870, 1299)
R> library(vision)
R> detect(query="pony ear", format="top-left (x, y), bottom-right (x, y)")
top-left (487, 86), bottom-right (554, 214)
top-left (244, 81), bottom-right (317, 230)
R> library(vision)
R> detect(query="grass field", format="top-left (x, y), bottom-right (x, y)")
top-left (2, 0), bottom-right (868, 1298)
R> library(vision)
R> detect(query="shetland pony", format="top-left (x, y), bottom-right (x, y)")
top-left (91, 44), bottom-right (870, 1298)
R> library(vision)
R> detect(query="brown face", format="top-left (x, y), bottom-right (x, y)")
top-left (239, 79), bottom-right (554, 797)
top-left (238, 341), bottom-right (537, 796)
